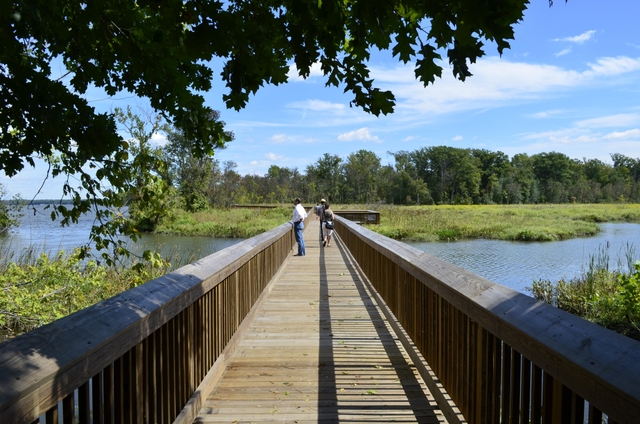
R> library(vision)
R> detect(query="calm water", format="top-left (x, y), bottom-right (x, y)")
top-left (2, 206), bottom-right (639, 295)
top-left (0, 205), bottom-right (242, 263)
top-left (405, 222), bottom-right (640, 294)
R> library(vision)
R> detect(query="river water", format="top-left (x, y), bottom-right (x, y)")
top-left (405, 222), bottom-right (640, 294)
top-left (2, 205), bottom-right (639, 295)
top-left (0, 205), bottom-right (242, 264)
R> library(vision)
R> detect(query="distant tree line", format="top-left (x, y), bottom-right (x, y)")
top-left (162, 145), bottom-right (640, 208)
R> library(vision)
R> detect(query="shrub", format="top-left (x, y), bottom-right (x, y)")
top-left (0, 249), bottom-right (170, 341)
top-left (529, 249), bottom-right (640, 341)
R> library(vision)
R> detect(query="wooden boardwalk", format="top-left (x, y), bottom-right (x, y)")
top-left (193, 219), bottom-right (448, 423)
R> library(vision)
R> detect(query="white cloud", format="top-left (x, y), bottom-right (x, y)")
top-left (268, 133), bottom-right (318, 144)
top-left (529, 110), bottom-right (566, 119)
top-left (150, 133), bottom-right (168, 146)
top-left (270, 134), bottom-right (289, 144)
top-left (553, 30), bottom-right (597, 44)
top-left (516, 124), bottom-right (640, 163)
top-left (266, 152), bottom-right (284, 161)
top-left (370, 55), bottom-right (640, 118)
top-left (576, 113), bottom-right (640, 128)
top-left (520, 128), bottom-right (599, 144)
top-left (452, 135), bottom-right (463, 141)
top-left (512, 126), bottom-right (640, 164)
top-left (236, 153), bottom-right (311, 175)
top-left (603, 129), bottom-right (640, 139)
top-left (555, 48), bottom-right (572, 57)
top-left (287, 62), bottom-right (324, 82)
top-left (287, 99), bottom-right (346, 113)
top-left (337, 127), bottom-right (382, 143)
top-left (584, 56), bottom-right (640, 77)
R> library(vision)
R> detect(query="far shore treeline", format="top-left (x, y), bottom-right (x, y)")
top-left (169, 147), bottom-right (640, 211)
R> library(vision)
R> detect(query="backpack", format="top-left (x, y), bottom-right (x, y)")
top-left (323, 210), bottom-right (334, 229)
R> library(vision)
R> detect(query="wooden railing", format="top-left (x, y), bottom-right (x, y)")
top-left (333, 210), bottom-right (380, 225)
top-left (335, 216), bottom-right (640, 424)
top-left (231, 204), bottom-right (279, 209)
top-left (0, 220), bottom-right (302, 424)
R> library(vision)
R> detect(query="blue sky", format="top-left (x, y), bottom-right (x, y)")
top-left (4, 0), bottom-right (640, 199)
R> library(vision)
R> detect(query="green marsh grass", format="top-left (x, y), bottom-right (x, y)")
top-left (155, 207), bottom-right (293, 237)
top-left (335, 204), bottom-right (640, 242)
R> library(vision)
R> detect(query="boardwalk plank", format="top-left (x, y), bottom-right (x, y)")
top-left (193, 220), bottom-right (448, 424)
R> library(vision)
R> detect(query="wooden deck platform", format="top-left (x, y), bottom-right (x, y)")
top-left (193, 219), bottom-right (449, 423)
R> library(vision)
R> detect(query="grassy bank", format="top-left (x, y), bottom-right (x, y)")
top-left (155, 207), bottom-right (293, 237)
top-left (153, 203), bottom-right (640, 241)
top-left (340, 204), bottom-right (640, 242)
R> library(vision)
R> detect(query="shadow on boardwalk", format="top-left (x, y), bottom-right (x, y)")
top-left (194, 220), bottom-right (447, 423)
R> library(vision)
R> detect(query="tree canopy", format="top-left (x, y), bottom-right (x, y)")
top-left (1, 0), bottom-right (548, 258)
top-left (2, 0), bottom-right (535, 174)
top-left (221, 148), bottom-right (640, 206)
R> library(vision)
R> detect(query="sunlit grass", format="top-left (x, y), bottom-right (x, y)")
top-left (334, 204), bottom-right (640, 242)
top-left (155, 207), bottom-right (293, 238)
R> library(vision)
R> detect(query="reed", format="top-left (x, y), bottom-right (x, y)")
top-left (530, 242), bottom-right (640, 341)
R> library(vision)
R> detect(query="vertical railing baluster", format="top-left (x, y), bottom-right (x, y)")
top-left (571, 392), bottom-right (585, 424)
top-left (510, 349), bottom-right (522, 424)
top-left (77, 380), bottom-right (90, 424)
top-left (45, 404), bottom-right (58, 424)
top-left (502, 343), bottom-right (512, 424)
top-left (104, 363), bottom-right (114, 424)
top-left (520, 357), bottom-right (532, 424)
top-left (135, 343), bottom-right (144, 423)
top-left (531, 364), bottom-right (543, 424)
top-left (542, 371), bottom-right (554, 424)
top-left (62, 393), bottom-right (74, 424)
top-left (588, 403), bottom-right (603, 424)
top-left (92, 370), bottom-right (103, 423)
top-left (113, 356), bottom-right (123, 423)
top-left (146, 333), bottom-right (157, 424)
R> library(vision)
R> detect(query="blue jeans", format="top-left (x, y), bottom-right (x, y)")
top-left (294, 221), bottom-right (305, 255)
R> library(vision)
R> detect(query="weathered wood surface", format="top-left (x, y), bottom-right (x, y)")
top-left (335, 216), bottom-right (640, 424)
top-left (333, 210), bottom-right (380, 225)
top-left (0, 222), bottom-right (295, 424)
top-left (194, 219), bottom-right (448, 423)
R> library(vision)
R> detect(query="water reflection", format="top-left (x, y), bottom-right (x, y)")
top-left (405, 223), bottom-right (640, 294)
top-left (0, 205), bottom-right (243, 264)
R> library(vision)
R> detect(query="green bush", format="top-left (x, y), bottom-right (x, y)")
top-left (618, 261), bottom-right (640, 331)
top-left (529, 255), bottom-right (640, 341)
top-left (0, 249), bottom-right (170, 341)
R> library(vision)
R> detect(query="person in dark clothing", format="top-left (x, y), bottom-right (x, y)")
top-left (322, 203), bottom-right (335, 247)
top-left (316, 198), bottom-right (326, 242)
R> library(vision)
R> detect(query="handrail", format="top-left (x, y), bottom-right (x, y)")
top-left (335, 216), bottom-right (640, 424)
top-left (333, 210), bottom-right (380, 225)
top-left (0, 221), bottom-right (297, 424)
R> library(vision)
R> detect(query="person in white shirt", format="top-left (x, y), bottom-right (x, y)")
top-left (292, 197), bottom-right (307, 256)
